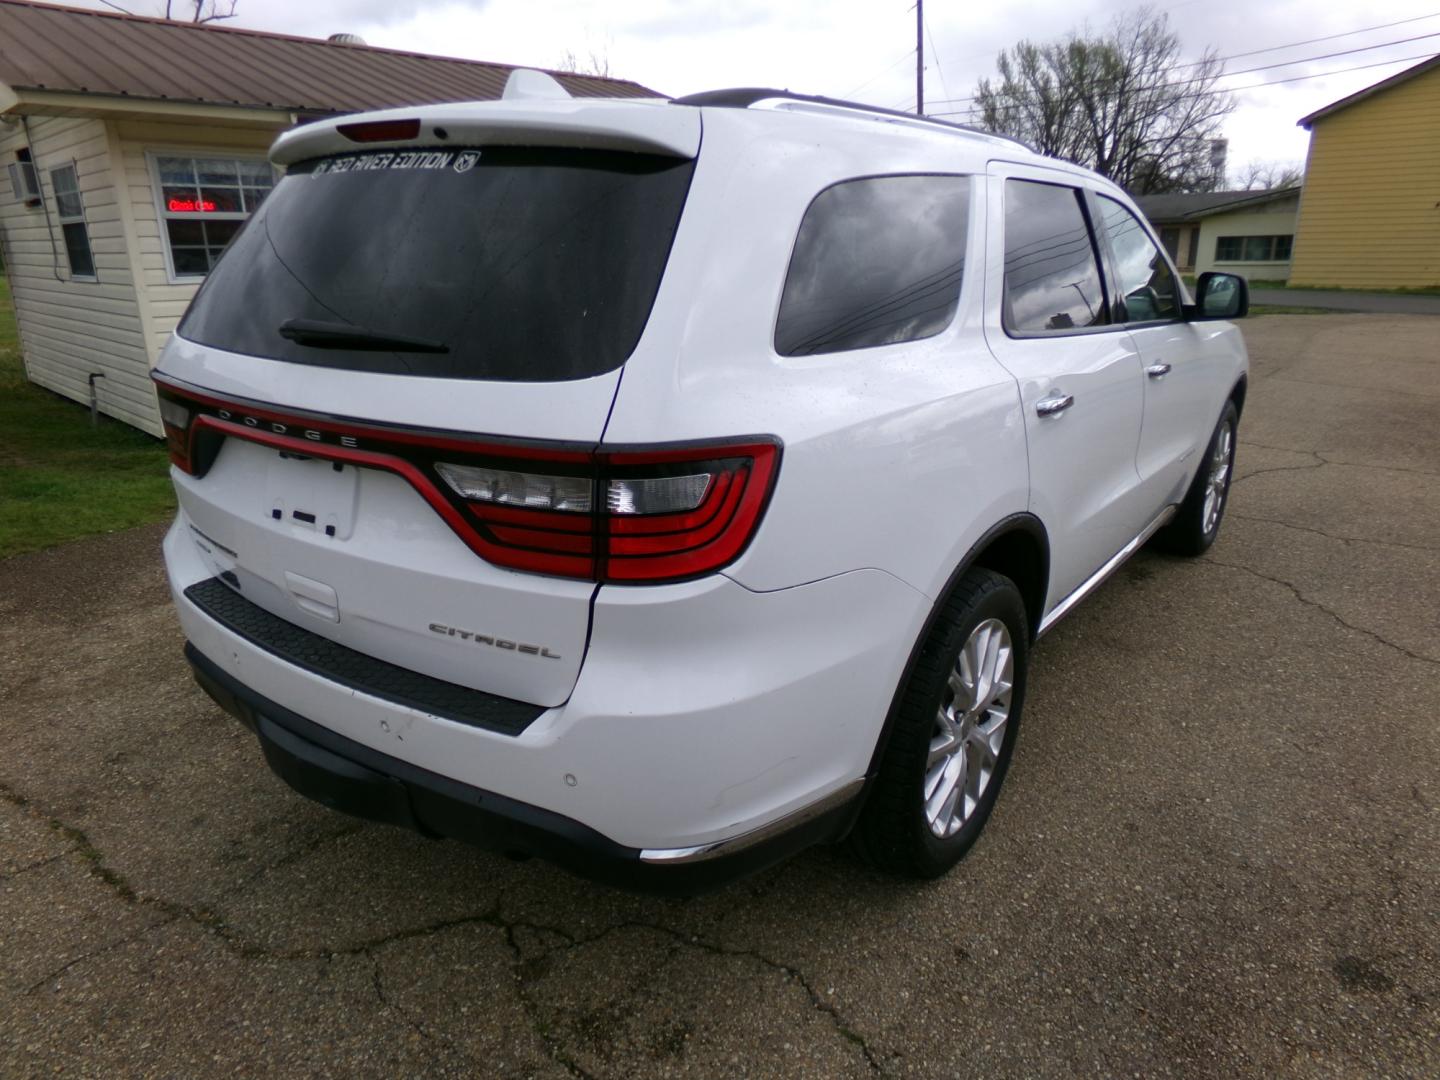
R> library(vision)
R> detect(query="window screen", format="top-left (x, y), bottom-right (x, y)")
top-left (50, 165), bottom-right (94, 279)
top-left (9, 148), bottom-right (39, 204)
top-left (1098, 196), bottom-right (1178, 322)
top-left (775, 175), bottom-right (970, 356)
top-left (1002, 180), bottom-right (1107, 333)
top-left (154, 156), bottom-right (275, 277)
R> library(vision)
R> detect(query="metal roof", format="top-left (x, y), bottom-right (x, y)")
top-left (1298, 53), bottom-right (1440, 129)
top-left (0, 0), bottom-right (658, 115)
top-left (1134, 186), bottom-right (1300, 223)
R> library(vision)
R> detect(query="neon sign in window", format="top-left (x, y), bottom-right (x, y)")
top-left (168, 197), bottom-right (218, 212)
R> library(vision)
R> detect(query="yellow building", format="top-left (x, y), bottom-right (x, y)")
top-left (1290, 55), bottom-right (1440, 290)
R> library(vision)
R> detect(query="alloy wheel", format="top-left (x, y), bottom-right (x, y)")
top-left (1202, 420), bottom-right (1234, 536)
top-left (925, 618), bottom-right (1013, 838)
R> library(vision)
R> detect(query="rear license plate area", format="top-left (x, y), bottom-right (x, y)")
top-left (263, 451), bottom-right (360, 540)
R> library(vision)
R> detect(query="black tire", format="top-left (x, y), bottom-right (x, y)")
top-left (850, 568), bottom-right (1029, 878)
top-left (1153, 399), bottom-right (1239, 557)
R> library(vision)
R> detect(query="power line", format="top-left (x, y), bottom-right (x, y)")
top-left (925, 17), bottom-right (951, 110)
top-left (1199, 11), bottom-right (1440, 66)
top-left (840, 49), bottom-right (916, 100)
top-left (926, 27), bottom-right (1440, 108)
top-left (930, 48), bottom-right (1440, 121)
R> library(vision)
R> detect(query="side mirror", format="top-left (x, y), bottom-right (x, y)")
top-left (1186, 272), bottom-right (1249, 320)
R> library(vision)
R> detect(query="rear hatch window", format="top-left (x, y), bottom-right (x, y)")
top-left (178, 147), bottom-right (694, 382)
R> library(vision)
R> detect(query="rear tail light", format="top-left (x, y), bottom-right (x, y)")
top-left (157, 394), bottom-right (194, 472)
top-left (152, 376), bottom-right (780, 585)
top-left (607, 473), bottom-right (710, 515)
top-left (435, 463), bottom-right (593, 512)
top-left (438, 442), bottom-right (780, 583)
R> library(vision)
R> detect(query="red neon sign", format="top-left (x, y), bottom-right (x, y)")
top-left (168, 197), bottom-right (217, 212)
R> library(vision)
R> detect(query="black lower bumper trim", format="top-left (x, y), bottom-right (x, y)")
top-left (183, 577), bottom-right (545, 736)
top-left (185, 643), bottom-right (852, 894)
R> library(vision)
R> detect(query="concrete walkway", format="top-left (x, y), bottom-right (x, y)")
top-left (1250, 287), bottom-right (1440, 315)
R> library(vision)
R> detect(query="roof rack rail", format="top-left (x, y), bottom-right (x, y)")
top-left (670, 87), bottom-right (1035, 152)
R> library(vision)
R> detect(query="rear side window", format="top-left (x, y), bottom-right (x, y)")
top-left (1002, 179), bottom-right (1108, 334)
top-left (178, 147), bottom-right (695, 382)
top-left (775, 175), bottom-right (970, 356)
top-left (1098, 196), bottom-right (1179, 322)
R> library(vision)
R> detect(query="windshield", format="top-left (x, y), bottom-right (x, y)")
top-left (177, 146), bottom-right (695, 382)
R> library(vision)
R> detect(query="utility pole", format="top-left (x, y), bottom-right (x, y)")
top-left (915, 0), bottom-right (924, 115)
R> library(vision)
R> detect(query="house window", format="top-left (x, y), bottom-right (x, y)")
top-left (50, 164), bottom-right (95, 280)
top-left (1215, 235), bottom-right (1294, 262)
top-left (153, 155), bottom-right (275, 278)
top-left (8, 148), bottom-right (40, 206)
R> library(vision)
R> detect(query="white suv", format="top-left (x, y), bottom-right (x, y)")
top-left (155, 78), bottom-right (1249, 892)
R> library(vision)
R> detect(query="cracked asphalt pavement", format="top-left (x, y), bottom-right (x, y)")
top-left (3, 314), bottom-right (1437, 1077)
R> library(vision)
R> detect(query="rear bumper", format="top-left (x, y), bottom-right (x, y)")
top-left (188, 644), bottom-right (856, 894)
top-left (164, 509), bottom-right (929, 872)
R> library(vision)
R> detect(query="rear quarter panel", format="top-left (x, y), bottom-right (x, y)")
top-left (602, 109), bottom-right (1029, 601)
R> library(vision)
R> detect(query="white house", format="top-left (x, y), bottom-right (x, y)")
top-left (0, 0), bottom-right (653, 434)
top-left (1135, 186), bottom-right (1302, 283)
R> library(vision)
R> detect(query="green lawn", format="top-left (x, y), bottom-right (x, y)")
top-left (0, 276), bottom-right (176, 558)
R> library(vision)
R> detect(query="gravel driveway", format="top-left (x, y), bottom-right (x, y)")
top-left (2, 314), bottom-right (1437, 1077)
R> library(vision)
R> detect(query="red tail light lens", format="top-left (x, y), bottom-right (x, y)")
top-left (151, 376), bottom-right (780, 585)
top-left (439, 441), bottom-right (780, 583)
top-left (157, 394), bottom-right (194, 472)
top-left (336, 118), bottom-right (422, 143)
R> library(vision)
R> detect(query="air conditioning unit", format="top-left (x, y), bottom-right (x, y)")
top-left (8, 158), bottom-right (41, 207)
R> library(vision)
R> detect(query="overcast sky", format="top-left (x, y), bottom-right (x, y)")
top-left (62, 0), bottom-right (1440, 181)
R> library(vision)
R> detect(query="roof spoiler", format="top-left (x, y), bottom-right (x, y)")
top-left (270, 75), bottom-right (698, 165)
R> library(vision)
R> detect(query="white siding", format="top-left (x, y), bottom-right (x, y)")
top-left (113, 119), bottom-right (280, 365)
top-left (1194, 196), bottom-right (1301, 282)
top-left (0, 116), bottom-right (157, 433)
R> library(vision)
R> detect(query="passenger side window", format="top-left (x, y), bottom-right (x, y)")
top-left (1002, 180), bottom-right (1108, 334)
top-left (775, 175), bottom-right (970, 356)
top-left (1098, 196), bottom-right (1178, 323)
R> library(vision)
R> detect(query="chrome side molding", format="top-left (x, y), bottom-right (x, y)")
top-left (639, 777), bottom-right (865, 865)
top-left (1037, 505), bottom-right (1177, 638)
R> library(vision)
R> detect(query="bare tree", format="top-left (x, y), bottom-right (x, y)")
top-left (973, 7), bottom-right (1235, 193)
top-left (168, 1), bottom-right (239, 23)
top-left (97, 1), bottom-right (239, 22)
top-left (557, 47), bottom-right (612, 79)
top-left (1232, 159), bottom-right (1303, 191)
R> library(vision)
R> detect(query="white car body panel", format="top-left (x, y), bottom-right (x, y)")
top-left (168, 516), bottom-right (927, 849)
top-left (159, 334), bottom-right (624, 445)
top-left (172, 445), bottom-right (595, 706)
top-left (604, 111), bottom-right (1028, 598)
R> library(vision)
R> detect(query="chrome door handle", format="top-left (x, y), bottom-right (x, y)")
top-left (1035, 393), bottom-right (1074, 417)
top-left (1146, 363), bottom-right (1172, 379)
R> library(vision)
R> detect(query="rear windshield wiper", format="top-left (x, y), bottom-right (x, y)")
top-left (278, 318), bottom-right (450, 354)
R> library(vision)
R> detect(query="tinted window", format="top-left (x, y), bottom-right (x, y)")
top-left (1098, 196), bottom-right (1178, 322)
top-left (1215, 234), bottom-right (1293, 262)
top-left (178, 147), bottom-right (695, 382)
top-left (1003, 180), bottom-right (1108, 333)
top-left (775, 175), bottom-right (969, 356)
